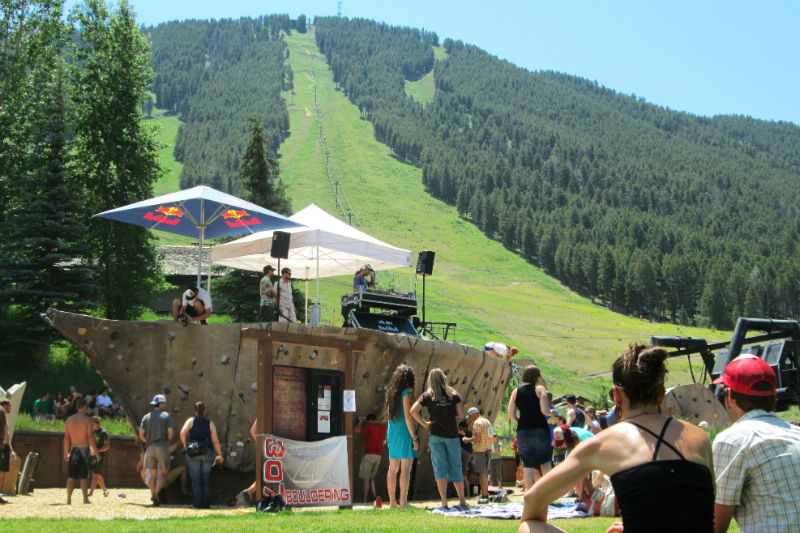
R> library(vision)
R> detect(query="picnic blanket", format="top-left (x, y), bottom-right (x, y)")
top-left (429, 500), bottom-right (588, 520)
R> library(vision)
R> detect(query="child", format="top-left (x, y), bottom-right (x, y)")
top-left (355, 413), bottom-right (387, 503)
top-left (489, 432), bottom-right (504, 489)
top-left (88, 416), bottom-right (111, 497)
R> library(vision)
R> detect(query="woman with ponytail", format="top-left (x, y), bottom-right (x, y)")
top-left (519, 342), bottom-right (715, 533)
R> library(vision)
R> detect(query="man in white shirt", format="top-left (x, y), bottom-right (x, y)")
top-left (276, 268), bottom-right (297, 323)
top-left (171, 286), bottom-right (213, 325)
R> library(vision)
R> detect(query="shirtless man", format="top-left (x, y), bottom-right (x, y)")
top-left (63, 398), bottom-right (97, 504)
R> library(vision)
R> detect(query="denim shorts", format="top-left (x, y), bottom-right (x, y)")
top-left (517, 428), bottom-right (553, 468)
top-left (428, 435), bottom-right (463, 483)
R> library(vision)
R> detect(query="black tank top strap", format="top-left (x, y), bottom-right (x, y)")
top-left (626, 417), bottom-right (686, 461)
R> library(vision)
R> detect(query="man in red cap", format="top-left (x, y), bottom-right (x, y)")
top-left (712, 355), bottom-right (800, 533)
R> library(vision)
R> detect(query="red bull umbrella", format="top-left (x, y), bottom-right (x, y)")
top-left (95, 185), bottom-right (304, 287)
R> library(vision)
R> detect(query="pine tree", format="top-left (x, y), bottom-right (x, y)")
top-left (239, 116), bottom-right (290, 215)
top-left (214, 116), bottom-right (298, 322)
top-left (69, 0), bottom-right (163, 320)
top-left (0, 70), bottom-right (98, 367)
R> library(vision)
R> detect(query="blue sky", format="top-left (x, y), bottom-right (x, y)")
top-left (70, 0), bottom-right (799, 125)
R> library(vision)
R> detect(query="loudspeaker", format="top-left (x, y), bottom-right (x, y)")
top-left (271, 231), bottom-right (290, 259)
top-left (416, 250), bottom-right (435, 276)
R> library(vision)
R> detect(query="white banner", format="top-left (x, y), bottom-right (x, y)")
top-left (260, 433), bottom-right (351, 507)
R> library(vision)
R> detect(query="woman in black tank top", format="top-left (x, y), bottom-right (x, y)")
top-left (519, 342), bottom-right (715, 533)
top-left (508, 365), bottom-right (554, 490)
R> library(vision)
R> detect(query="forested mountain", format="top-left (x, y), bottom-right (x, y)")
top-left (147, 15), bottom-right (800, 330)
top-left (147, 16), bottom-right (297, 192)
top-left (313, 17), bottom-right (800, 329)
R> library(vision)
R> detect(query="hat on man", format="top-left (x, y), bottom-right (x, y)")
top-left (263, 265), bottom-right (275, 274)
top-left (713, 355), bottom-right (776, 397)
top-left (466, 407), bottom-right (479, 417)
top-left (552, 424), bottom-right (572, 448)
top-left (151, 394), bottom-right (167, 406)
top-left (509, 346), bottom-right (518, 356)
top-left (184, 288), bottom-right (197, 302)
top-left (362, 264), bottom-right (373, 272)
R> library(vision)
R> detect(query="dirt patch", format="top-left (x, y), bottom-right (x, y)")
top-left (0, 488), bottom-right (249, 519)
top-left (0, 486), bottom-right (526, 519)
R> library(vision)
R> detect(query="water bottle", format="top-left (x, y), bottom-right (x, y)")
top-left (374, 496), bottom-right (382, 508)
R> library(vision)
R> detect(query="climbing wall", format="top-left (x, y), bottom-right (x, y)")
top-left (44, 309), bottom-right (511, 498)
top-left (662, 383), bottom-right (731, 430)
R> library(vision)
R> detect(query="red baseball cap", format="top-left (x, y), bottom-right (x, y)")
top-left (713, 355), bottom-right (776, 397)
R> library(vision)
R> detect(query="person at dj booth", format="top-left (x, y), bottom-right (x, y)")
top-left (353, 264), bottom-right (376, 292)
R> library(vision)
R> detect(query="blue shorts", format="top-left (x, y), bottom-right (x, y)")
top-left (429, 435), bottom-right (463, 483)
top-left (517, 428), bottom-right (553, 468)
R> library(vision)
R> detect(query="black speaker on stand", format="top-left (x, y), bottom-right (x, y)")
top-left (416, 251), bottom-right (435, 327)
top-left (272, 231), bottom-right (290, 321)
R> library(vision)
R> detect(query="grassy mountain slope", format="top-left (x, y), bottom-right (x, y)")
top-left (270, 28), bottom-right (724, 398)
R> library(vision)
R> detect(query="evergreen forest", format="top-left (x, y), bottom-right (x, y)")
top-left (146, 15), bottom-right (800, 331)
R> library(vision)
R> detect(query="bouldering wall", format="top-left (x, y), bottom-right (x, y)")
top-left (662, 383), bottom-right (731, 430)
top-left (44, 309), bottom-right (512, 500)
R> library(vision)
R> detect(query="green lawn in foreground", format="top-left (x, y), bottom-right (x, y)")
top-left (0, 511), bottom-right (629, 533)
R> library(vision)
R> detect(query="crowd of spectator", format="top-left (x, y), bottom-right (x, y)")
top-left (32, 386), bottom-right (122, 421)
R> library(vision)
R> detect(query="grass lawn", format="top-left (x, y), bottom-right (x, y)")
top-left (0, 509), bottom-right (629, 533)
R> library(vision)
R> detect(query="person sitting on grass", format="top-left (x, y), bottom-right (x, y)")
top-left (95, 388), bottom-right (119, 417)
top-left (33, 392), bottom-right (55, 421)
top-left (519, 342), bottom-right (715, 533)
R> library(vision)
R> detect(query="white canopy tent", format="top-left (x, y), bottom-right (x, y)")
top-left (210, 204), bottom-right (414, 322)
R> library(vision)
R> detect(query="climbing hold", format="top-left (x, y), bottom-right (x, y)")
top-left (376, 385), bottom-right (384, 393)
top-left (167, 332), bottom-right (176, 341)
top-left (78, 328), bottom-right (86, 336)
top-left (309, 350), bottom-right (318, 360)
top-left (172, 407), bottom-right (179, 413)
top-left (110, 331), bottom-right (119, 341)
top-left (221, 355), bottom-right (231, 365)
top-left (191, 358), bottom-right (198, 366)
top-left (197, 372), bottom-right (204, 377)
top-left (363, 372), bottom-right (370, 379)
top-left (251, 382), bottom-right (258, 391)
top-left (238, 391), bottom-right (245, 400)
top-left (164, 387), bottom-right (172, 394)
top-left (178, 384), bottom-right (189, 395)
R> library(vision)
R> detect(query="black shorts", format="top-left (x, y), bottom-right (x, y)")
top-left (0, 444), bottom-right (9, 472)
top-left (68, 447), bottom-right (91, 480)
top-left (186, 301), bottom-right (208, 325)
top-left (91, 455), bottom-right (104, 475)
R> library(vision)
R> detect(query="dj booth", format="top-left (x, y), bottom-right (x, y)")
top-left (341, 290), bottom-right (419, 336)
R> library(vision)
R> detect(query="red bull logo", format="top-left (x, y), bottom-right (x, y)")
top-left (143, 205), bottom-right (184, 225)
top-left (223, 209), bottom-right (261, 228)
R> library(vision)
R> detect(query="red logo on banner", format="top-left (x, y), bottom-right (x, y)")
top-left (142, 205), bottom-right (183, 225)
top-left (223, 209), bottom-right (248, 219)
top-left (225, 216), bottom-right (262, 228)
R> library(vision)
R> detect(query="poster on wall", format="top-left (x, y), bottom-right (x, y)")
top-left (260, 433), bottom-right (351, 507)
top-left (317, 411), bottom-right (331, 433)
top-left (318, 384), bottom-right (332, 410)
top-left (343, 390), bottom-right (356, 412)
